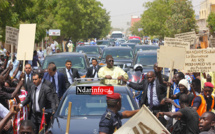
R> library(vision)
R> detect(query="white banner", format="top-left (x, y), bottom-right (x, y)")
top-left (49, 29), bottom-right (61, 36)
top-left (5, 26), bottom-right (19, 46)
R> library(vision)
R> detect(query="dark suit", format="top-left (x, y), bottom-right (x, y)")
top-left (43, 71), bottom-right (66, 99)
top-left (59, 68), bottom-right (80, 88)
top-left (23, 73), bottom-right (33, 92)
top-left (128, 78), bottom-right (167, 113)
top-left (22, 83), bottom-right (55, 133)
top-left (86, 65), bottom-right (101, 78)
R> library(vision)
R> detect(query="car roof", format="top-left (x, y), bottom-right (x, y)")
top-left (97, 40), bottom-right (109, 42)
top-left (136, 50), bottom-right (157, 54)
top-left (45, 52), bottom-right (86, 57)
top-left (103, 46), bottom-right (132, 50)
top-left (128, 39), bottom-right (140, 40)
top-left (77, 45), bottom-right (99, 48)
top-left (121, 43), bottom-right (136, 45)
top-left (135, 45), bottom-right (159, 48)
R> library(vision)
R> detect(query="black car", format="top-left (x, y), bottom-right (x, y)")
top-left (120, 43), bottom-right (136, 50)
top-left (48, 82), bottom-right (139, 134)
top-left (76, 45), bottom-right (102, 64)
top-left (96, 40), bottom-right (110, 46)
top-left (134, 45), bottom-right (159, 54)
top-left (99, 47), bottom-right (134, 72)
top-left (132, 50), bottom-right (169, 75)
top-left (127, 39), bottom-right (141, 45)
top-left (42, 52), bottom-right (90, 77)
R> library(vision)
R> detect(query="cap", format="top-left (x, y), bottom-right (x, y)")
top-left (179, 79), bottom-right (189, 90)
top-left (134, 64), bottom-right (143, 70)
top-left (204, 82), bottom-right (214, 88)
top-left (106, 93), bottom-right (121, 100)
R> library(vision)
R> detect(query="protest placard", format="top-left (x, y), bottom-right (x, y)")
top-left (5, 26), bottom-right (19, 46)
top-left (175, 31), bottom-right (196, 44)
top-left (158, 46), bottom-right (186, 70)
top-left (17, 24), bottom-right (36, 61)
top-left (114, 105), bottom-right (170, 134)
top-left (164, 37), bottom-right (190, 49)
top-left (184, 49), bottom-right (215, 73)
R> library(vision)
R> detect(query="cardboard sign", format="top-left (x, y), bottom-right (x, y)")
top-left (114, 105), bottom-right (170, 134)
top-left (158, 46), bottom-right (186, 70)
top-left (5, 26), bottom-right (19, 46)
top-left (175, 31), bottom-right (196, 44)
top-left (17, 24), bottom-right (36, 60)
top-left (164, 37), bottom-right (190, 49)
top-left (184, 49), bottom-right (215, 73)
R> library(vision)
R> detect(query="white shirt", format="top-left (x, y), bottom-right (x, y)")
top-left (35, 83), bottom-right (42, 112)
top-left (51, 43), bottom-right (56, 50)
top-left (147, 81), bottom-right (159, 106)
top-left (37, 50), bottom-right (44, 60)
top-left (92, 66), bottom-right (98, 78)
top-left (66, 68), bottom-right (73, 84)
top-left (25, 73), bottom-right (31, 83)
top-left (50, 72), bottom-right (59, 94)
top-left (0, 103), bottom-right (9, 118)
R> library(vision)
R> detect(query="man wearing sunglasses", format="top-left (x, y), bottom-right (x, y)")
top-left (98, 55), bottom-right (128, 85)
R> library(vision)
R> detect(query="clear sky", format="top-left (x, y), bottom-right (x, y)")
top-left (97, 0), bottom-right (203, 30)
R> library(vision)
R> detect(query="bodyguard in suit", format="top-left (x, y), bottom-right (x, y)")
top-left (43, 62), bottom-right (66, 99)
top-left (24, 63), bottom-right (33, 91)
top-left (59, 60), bottom-right (80, 88)
top-left (126, 71), bottom-right (167, 115)
top-left (20, 72), bottom-right (55, 134)
top-left (86, 58), bottom-right (101, 78)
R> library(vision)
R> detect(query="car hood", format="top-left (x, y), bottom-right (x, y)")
top-left (100, 59), bottom-right (133, 64)
top-left (49, 116), bottom-right (129, 134)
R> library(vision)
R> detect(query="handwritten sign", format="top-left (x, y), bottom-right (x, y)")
top-left (158, 46), bottom-right (186, 70)
top-left (164, 37), bottom-right (190, 49)
top-left (175, 31), bottom-right (196, 44)
top-left (114, 105), bottom-right (170, 134)
top-left (17, 24), bottom-right (36, 61)
top-left (5, 26), bottom-right (19, 46)
top-left (184, 49), bottom-right (215, 73)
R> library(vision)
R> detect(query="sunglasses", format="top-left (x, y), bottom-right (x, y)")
top-left (108, 60), bottom-right (114, 63)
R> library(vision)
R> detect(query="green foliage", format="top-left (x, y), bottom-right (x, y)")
top-left (130, 21), bottom-right (144, 37)
top-left (141, 0), bottom-right (196, 38)
top-left (207, 12), bottom-right (215, 34)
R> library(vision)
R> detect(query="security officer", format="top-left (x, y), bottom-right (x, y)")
top-left (99, 93), bottom-right (139, 134)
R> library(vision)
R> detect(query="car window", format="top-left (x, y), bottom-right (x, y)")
top-left (42, 56), bottom-right (86, 69)
top-left (102, 49), bottom-right (133, 59)
top-left (128, 40), bottom-right (140, 44)
top-left (59, 94), bottom-right (134, 116)
top-left (136, 54), bottom-right (157, 66)
top-left (97, 41), bottom-right (109, 45)
top-left (127, 45), bottom-right (135, 50)
top-left (76, 47), bottom-right (99, 54)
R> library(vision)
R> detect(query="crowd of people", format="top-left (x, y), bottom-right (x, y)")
top-left (0, 48), bottom-right (215, 134)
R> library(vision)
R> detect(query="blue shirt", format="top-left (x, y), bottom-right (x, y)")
top-left (7, 59), bottom-right (19, 77)
top-left (32, 55), bottom-right (38, 67)
top-left (173, 83), bottom-right (180, 112)
top-left (99, 108), bottom-right (122, 134)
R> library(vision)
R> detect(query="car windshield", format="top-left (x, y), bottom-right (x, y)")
top-left (59, 93), bottom-right (134, 116)
top-left (128, 40), bottom-right (140, 44)
top-left (135, 46), bottom-right (159, 53)
top-left (136, 53), bottom-right (157, 66)
top-left (111, 34), bottom-right (122, 38)
top-left (102, 49), bottom-right (133, 59)
top-left (97, 41), bottom-right (109, 45)
top-left (76, 47), bottom-right (99, 54)
top-left (42, 55), bottom-right (86, 69)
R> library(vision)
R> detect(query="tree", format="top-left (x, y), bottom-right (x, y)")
top-left (166, 0), bottom-right (197, 36)
top-left (54, 0), bottom-right (111, 49)
top-left (141, 0), bottom-right (196, 38)
top-left (130, 21), bottom-right (144, 37)
top-left (207, 12), bottom-right (215, 36)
